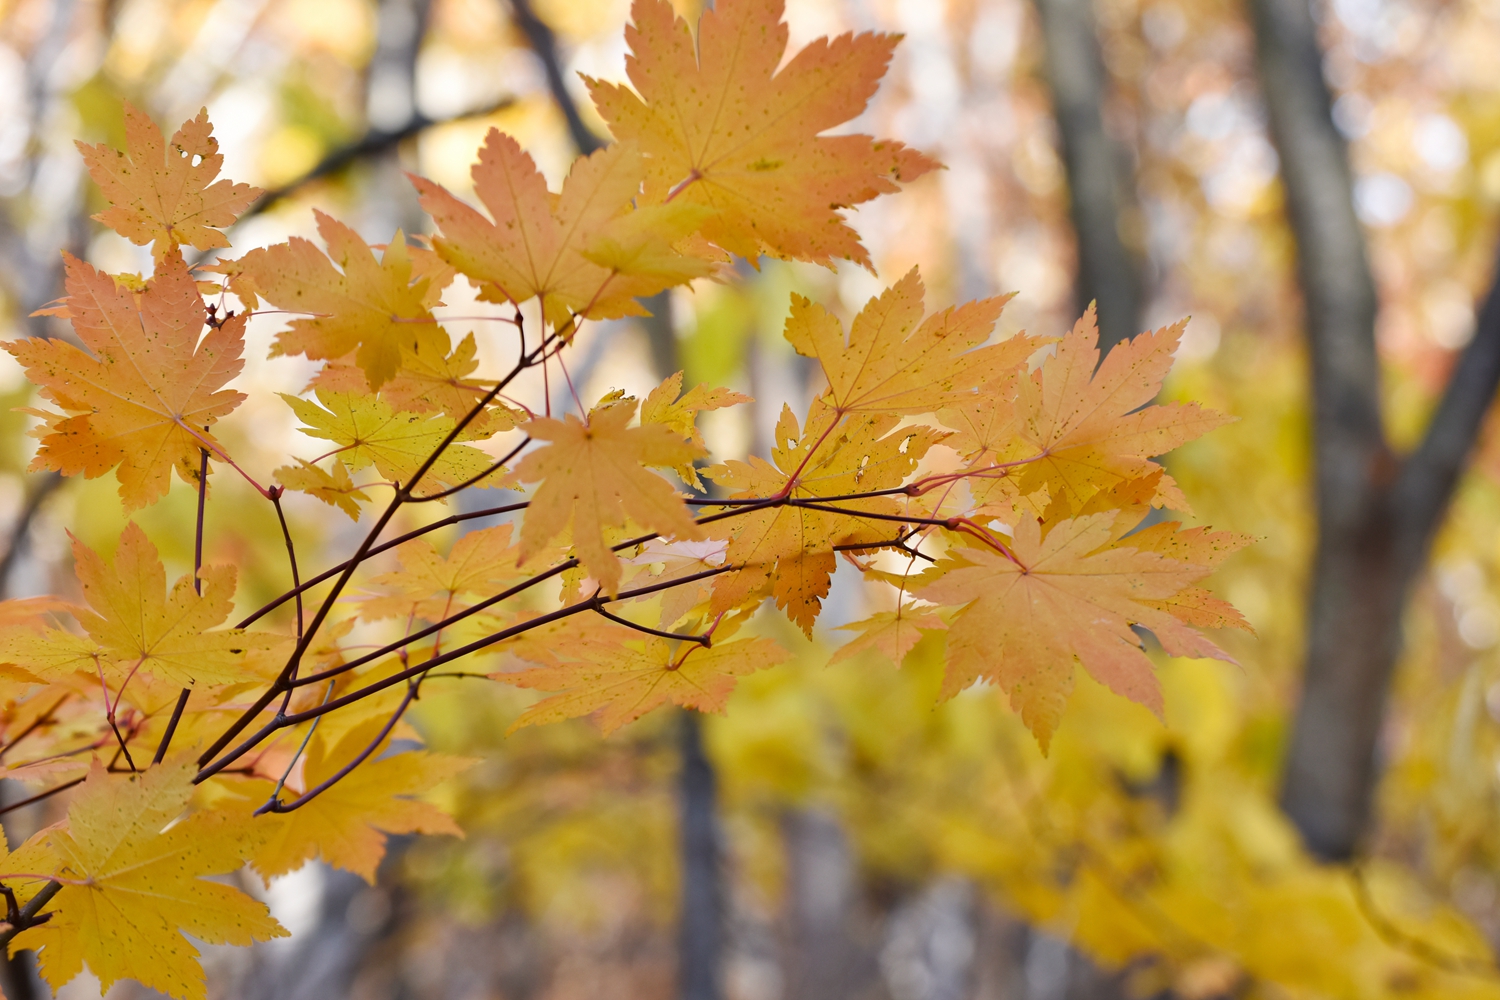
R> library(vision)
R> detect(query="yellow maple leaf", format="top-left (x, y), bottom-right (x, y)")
top-left (705, 401), bottom-right (944, 633)
top-left (786, 268), bottom-right (1041, 415)
top-left (244, 719), bottom-right (472, 883)
top-left (0, 523), bottom-right (277, 689)
top-left (6, 251), bottom-right (246, 511)
top-left (77, 104), bottom-right (260, 257)
top-left (273, 458), bottom-right (371, 520)
top-left (501, 622), bottom-right (788, 734)
top-left (640, 371), bottom-right (750, 489)
top-left (512, 397), bottom-right (705, 595)
top-left (1013, 306), bottom-right (1234, 512)
top-left (8, 758), bottom-right (285, 1000)
top-left (413, 133), bottom-right (712, 330)
top-left (225, 211), bottom-right (450, 387)
top-left (587, 0), bottom-right (939, 268)
top-left (382, 332), bottom-right (516, 434)
top-left (916, 513), bottom-right (1238, 750)
top-left (282, 390), bottom-right (500, 497)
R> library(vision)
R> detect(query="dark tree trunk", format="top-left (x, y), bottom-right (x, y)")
top-left (677, 712), bottom-right (724, 1000)
top-left (1031, 0), bottom-right (1143, 351)
top-left (1249, 0), bottom-right (1500, 859)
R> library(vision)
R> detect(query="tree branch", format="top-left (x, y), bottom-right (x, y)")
top-left (241, 99), bottom-right (516, 221)
top-left (1394, 250), bottom-right (1500, 576)
top-left (0, 473), bottom-right (61, 592)
top-left (508, 0), bottom-right (606, 156)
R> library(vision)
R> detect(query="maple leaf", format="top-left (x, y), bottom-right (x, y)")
top-left (640, 371), bottom-right (750, 489)
top-left (381, 332), bottom-right (516, 434)
top-left (282, 390), bottom-right (500, 497)
top-left (511, 397), bottom-right (705, 595)
top-left (246, 719), bottom-right (472, 883)
top-left (413, 134), bottom-right (711, 330)
top-left (273, 458), bottom-right (371, 520)
top-left (705, 401), bottom-right (944, 633)
top-left (223, 211), bottom-right (450, 387)
top-left (1012, 307), bottom-right (1233, 513)
top-left (829, 604), bottom-right (946, 667)
top-left (915, 513), bottom-right (1237, 750)
top-left (78, 104), bottom-right (260, 257)
top-left (359, 524), bottom-right (529, 622)
top-left (0, 523), bottom-right (277, 688)
top-left (1121, 520), bottom-right (1256, 636)
top-left (8, 758), bottom-right (286, 1000)
top-left (786, 268), bottom-right (1041, 415)
top-left (587, 0), bottom-right (939, 268)
top-left (7, 251), bottom-right (246, 511)
top-left (501, 622), bottom-right (788, 734)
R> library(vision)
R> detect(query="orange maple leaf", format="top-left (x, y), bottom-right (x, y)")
top-left (512, 397), bottom-right (704, 595)
top-left (916, 513), bottom-right (1237, 750)
top-left (705, 402), bottom-right (944, 634)
top-left (1011, 306), bottom-right (1233, 513)
top-left (786, 268), bottom-right (1041, 415)
top-left (78, 104), bottom-right (260, 257)
top-left (223, 211), bottom-right (450, 387)
top-left (500, 622), bottom-right (789, 734)
top-left (6, 251), bottom-right (246, 510)
top-left (587, 0), bottom-right (939, 268)
top-left (830, 604), bottom-right (946, 667)
top-left (1121, 519), bottom-right (1256, 635)
top-left (358, 523), bottom-right (530, 623)
top-left (413, 133), bottom-right (711, 331)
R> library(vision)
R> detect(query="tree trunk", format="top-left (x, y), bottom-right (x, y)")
top-left (1249, 0), bottom-right (1500, 859)
top-left (677, 712), bottom-right (724, 1000)
top-left (1031, 0), bottom-right (1142, 351)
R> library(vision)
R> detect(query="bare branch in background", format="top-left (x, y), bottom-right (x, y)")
top-left (1031, 0), bottom-right (1143, 352)
top-left (509, 0), bottom-right (607, 156)
top-left (0, 472), bottom-right (62, 596)
top-left (1252, 0), bottom-right (1500, 860)
top-left (242, 99), bottom-right (517, 221)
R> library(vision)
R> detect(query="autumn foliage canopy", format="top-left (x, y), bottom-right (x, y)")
top-left (0, 0), bottom-right (1245, 996)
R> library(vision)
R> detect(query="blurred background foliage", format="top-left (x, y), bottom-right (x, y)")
top-left (7, 0), bottom-right (1500, 998)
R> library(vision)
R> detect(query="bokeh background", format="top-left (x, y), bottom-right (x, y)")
top-left (4, 0), bottom-right (1500, 997)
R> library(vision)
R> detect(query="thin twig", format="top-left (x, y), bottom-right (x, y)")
top-left (195, 563), bottom-right (737, 781)
top-left (0, 777), bottom-right (83, 817)
top-left (0, 472), bottom-right (61, 589)
top-left (155, 448), bottom-right (210, 764)
top-left (593, 600), bottom-right (712, 646)
top-left (0, 694), bottom-right (69, 761)
top-left (236, 499), bottom-right (531, 628)
top-left (151, 691), bottom-right (191, 766)
top-left (1350, 863), bottom-right (1499, 979)
top-left (242, 100), bottom-right (517, 221)
top-left (0, 881), bottom-right (60, 949)
top-left (408, 437), bottom-right (530, 503)
top-left (256, 683), bottom-right (416, 814)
